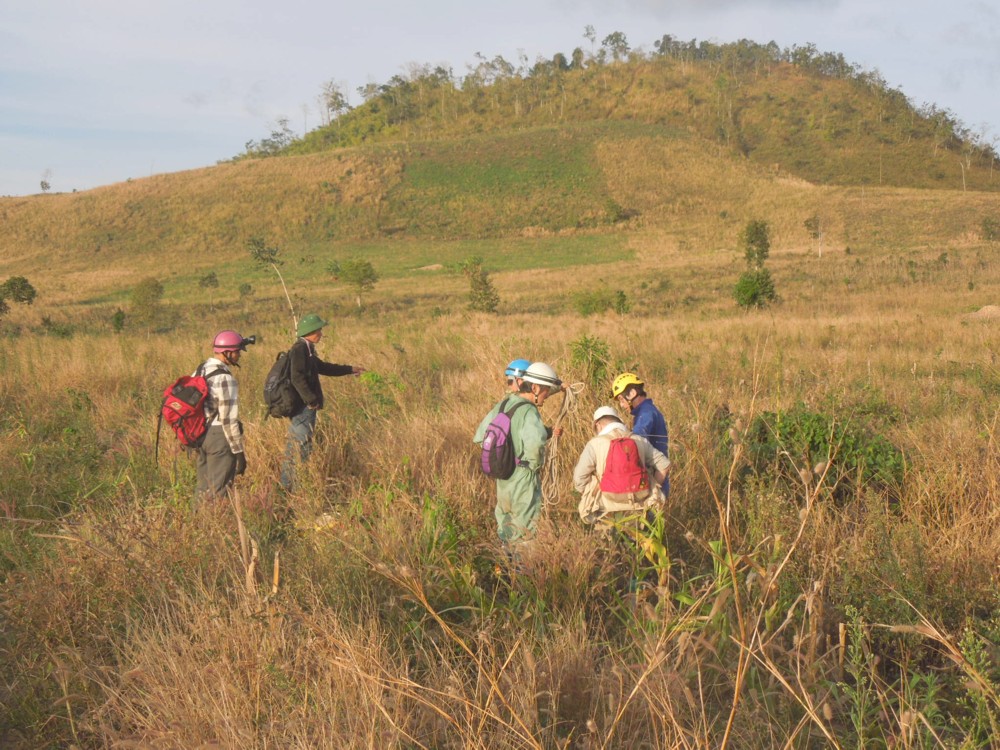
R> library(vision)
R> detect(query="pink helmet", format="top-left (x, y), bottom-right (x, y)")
top-left (213, 330), bottom-right (245, 353)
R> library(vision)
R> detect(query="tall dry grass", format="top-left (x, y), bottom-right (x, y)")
top-left (3, 215), bottom-right (1000, 747)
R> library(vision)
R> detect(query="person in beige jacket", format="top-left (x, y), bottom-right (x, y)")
top-left (573, 406), bottom-right (670, 526)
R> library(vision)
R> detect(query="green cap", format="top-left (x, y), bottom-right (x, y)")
top-left (296, 313), bottom-right (327, 337)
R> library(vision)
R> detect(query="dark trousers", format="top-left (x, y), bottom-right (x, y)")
top-left (195, 425), bottom-right (236, 501)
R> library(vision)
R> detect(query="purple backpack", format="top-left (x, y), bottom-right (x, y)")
top-left (480, 397), bottom-right (529, 479)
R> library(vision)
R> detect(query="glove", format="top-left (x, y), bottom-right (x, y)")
top-left (234, 452), bottom-right (247, 476)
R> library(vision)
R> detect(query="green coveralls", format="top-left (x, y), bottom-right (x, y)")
top-left (474, 395), bottom-right (549, 544)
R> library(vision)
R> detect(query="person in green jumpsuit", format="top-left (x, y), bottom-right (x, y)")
top-left (475, 362), bottom-right (562, 544)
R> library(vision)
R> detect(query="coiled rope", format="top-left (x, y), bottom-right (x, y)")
top-left (541, 382), bottom-right (585, 510)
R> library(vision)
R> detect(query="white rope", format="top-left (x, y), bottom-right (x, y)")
top-left (542, 382), bottom-right (585, 510)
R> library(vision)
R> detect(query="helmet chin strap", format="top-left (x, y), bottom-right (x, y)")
top-left (223, 351), bottom-right (240, 368)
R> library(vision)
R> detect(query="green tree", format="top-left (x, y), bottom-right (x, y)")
top-left (129, 277), bottom-right (164, 327)
top-left (329, 258), bottom-right (379, 308)
top-left (734, 219), bottom-right (777, 308)
top-left (320, 80), bottom-right (351, 126)
top-left (461, 257), bottom-right (499, 313)
top-left (602, 31), bottom-right (630, 62)
top-left (247, 236), bottom-right (296, 329)
top-left (0, 276), bottom-right (37, 319)
top-left (243, 117), bottom-right (295, 158)
top-left (740, 219), bottom-right (771, 269)
top-left (199, 272), bottom-right (219, 311)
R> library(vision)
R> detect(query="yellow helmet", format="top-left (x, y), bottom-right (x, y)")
top-left (611, 372), bottom-right (644, 398)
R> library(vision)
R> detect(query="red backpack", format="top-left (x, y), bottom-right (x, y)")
top-left (599, 436), bottom-right (651, 502)
top-left (155, 366), bottom-right (224, 460)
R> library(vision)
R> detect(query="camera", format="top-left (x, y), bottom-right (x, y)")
top-left (241, 334), bottom-right (257, 349)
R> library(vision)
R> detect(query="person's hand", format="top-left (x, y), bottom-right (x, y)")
top-left (234, 452), bottom-right (247, 476)
top-left (552, 426), bottom-right (564, 438)
top-left (352, 366), bottom-right (366, 376)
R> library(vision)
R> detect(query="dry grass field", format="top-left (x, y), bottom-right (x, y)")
top-left (2, 164), bottom-right (1000, 746)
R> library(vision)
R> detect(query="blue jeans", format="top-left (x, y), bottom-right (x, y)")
top-left (280, 407), bottom-right (316, 490)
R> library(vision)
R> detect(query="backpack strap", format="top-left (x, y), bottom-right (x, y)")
top-left (201, 366), bottom-right (228, 425)
top-left (501, 397), bottom-right (531, 465)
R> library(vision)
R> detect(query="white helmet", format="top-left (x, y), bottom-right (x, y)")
top-left (523, 362), bottom-right (561, 389)
top-left (592, 406), bottom-right (621, 422)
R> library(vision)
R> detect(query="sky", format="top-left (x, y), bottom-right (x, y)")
top-left (2, 0), bottom-right (998, 197)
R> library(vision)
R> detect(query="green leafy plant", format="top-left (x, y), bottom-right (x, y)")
top-left (743, 403), bottom-right (905, 502)
top-left (569, 334), bottom-right (611, 388)
top-left (837, 605), bottom-right (883, 748)
top-left (572, 288), bottom-right (630, 316)
top-left (734, 269), bottom-right (776, 309)
top-left (461, 256), bottom-right (499, 313)
top-left (110, 308), bottom-right (125, 333)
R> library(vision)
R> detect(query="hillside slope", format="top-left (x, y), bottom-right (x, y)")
top-left (289, 44), bottom-right (998, 193)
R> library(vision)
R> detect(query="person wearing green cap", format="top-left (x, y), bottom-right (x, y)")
top-left (280, 313), bottom-right (365, 491)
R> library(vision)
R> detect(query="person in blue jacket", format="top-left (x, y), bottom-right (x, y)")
top-left (611, 372), bottom-right (670, 498)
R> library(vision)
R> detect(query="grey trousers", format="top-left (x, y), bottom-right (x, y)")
top-left (195, 425), bottom-right (237, 501)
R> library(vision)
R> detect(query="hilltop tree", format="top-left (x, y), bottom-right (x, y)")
top-left (320, 80), bottom-right (350, 126)
top-left (602, 31), bottom-right (630, 62)
top-left (0, 276), bottom-right (37, 319)
top-left (243, 117), bottom-right (294, 158)
top-left (329, 258), bottom-right (379, 308)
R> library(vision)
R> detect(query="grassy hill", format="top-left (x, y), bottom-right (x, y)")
top-left (289, 42), bottom-right (998, 193)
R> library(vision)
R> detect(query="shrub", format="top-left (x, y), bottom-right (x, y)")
top-left (128, 277), bottom-right (164, 327)
top-left (569, 334), bottom-right (611, 389)
top-left (981, 217), bottom-right (1000, 242)
top-left (572, 288), bottom-right (629, 316)
top-left (742, 403), bottom-right (905, 502)
top-left (461, 257), bottom-right (499, 313)
top-left (734, 268), bottom-right (777, 309)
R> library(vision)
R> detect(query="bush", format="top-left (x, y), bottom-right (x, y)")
top-left (742, 404), bottom-right (905, 502)
top-left (981, 217), bottom-right (1000, 242)
top-left (572, 288), bottom-right (629, 316)
top-left (129, 277), bottom-right (165, 326)
top-left (734, 269), bottom-right (777, 309)
top-left (461, 257), bottom-right (499, 313)
top-left (569, 334), bottom-right (611, 389)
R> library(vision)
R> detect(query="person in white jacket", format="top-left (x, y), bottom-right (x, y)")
top-left (573, 406), bottom-right (669, 527)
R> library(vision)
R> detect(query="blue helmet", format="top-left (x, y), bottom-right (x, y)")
top-left (504, 358), bottom-right (531, 379)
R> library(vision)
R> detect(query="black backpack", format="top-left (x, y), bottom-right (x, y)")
top-left (262, 351), bottom-right (297, 418)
